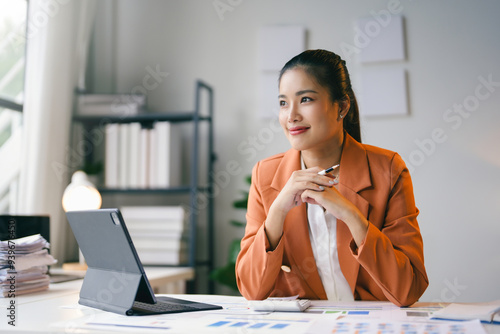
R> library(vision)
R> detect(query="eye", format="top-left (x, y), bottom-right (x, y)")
top-left (279, 100), bottom-right (287, 107)
top-left (301, 96), bottom-right (313, 103)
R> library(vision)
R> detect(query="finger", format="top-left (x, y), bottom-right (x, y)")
top-left (301, 190), bottom-right (321, 206)
top-left (294, 180), bottom-right (326, 192)
top-left (301, 189), bottom-right (319, 204)
top-left (311, 175), bottom-right (339, 187)
top-left (303, 197), bottom-right (320, 206)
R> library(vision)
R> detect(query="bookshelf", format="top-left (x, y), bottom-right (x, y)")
top-left (71, 81), bottom-right (216, 293)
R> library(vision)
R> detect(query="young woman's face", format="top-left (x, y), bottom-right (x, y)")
top-left (278, 67), bottom-right (343, 152)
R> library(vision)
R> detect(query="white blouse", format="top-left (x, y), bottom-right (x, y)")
top-left (302, 158), bottom-right (354, 301)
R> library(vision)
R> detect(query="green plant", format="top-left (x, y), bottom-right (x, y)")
top-left (210, 175), bottom-right (251, 291)
top-left (81, 160), bottom-right (104, 175)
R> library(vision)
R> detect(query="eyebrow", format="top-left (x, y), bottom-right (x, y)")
top-left (278, 89), bottom-right (319, 99)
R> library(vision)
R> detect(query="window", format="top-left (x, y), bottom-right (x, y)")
top-left (0, 0), bottom-right (27, 213)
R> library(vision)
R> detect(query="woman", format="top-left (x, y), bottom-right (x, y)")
top-left (235, 49), bottom-right (428, 307)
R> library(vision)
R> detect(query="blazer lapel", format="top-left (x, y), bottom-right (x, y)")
top-left (271, 150), bottom-right (327, 299)
top-left (337, 133), bottom-right (372, 294)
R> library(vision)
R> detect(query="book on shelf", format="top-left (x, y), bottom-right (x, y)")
top-left (76, 94), bottom-right (146, 116)
top-left (126, 219), bottom-right (187, 234)
top-left (139, 128), bottom-right (150, 188)
top-left (128, 122), bottom-right (142, 188)
top-left (135, 249), bottom-right (188, 266)
top-left (104, 121), bottom-right (181, 189)
top-left (104, 123), bottom-right (120, 188)
top-left (155, 121), bottom-right (181, 188)
top-left (118, 123), bottom-right (130, 188)
top-left (132, 237), bottom-right (187, 252)
top-left (120, 206), bottom-right (188, 265)
top-left (148, 125), bottom-right (158, 188)
top-left (120, 205), bottom-right (186, 220)
top-left (78, 93), bottom-right (146, 105)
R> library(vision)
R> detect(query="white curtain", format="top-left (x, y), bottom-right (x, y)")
top-left (18, 0), bottom-right (97, 263)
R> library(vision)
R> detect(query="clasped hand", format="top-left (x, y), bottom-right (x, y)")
top-left (274, 167), bottom-right (355, 223)
top-left (266, 167), bottom-right (369, 249)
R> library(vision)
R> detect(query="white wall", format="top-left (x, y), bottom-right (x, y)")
top-left (89, 0), bottom-right (500, 301)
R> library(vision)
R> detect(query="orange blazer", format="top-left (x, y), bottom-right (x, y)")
top-left (235, 133), bottom-right (429, 307)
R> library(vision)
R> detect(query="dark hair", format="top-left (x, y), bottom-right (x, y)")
top-left (278, 49), bottom-right (361, 143)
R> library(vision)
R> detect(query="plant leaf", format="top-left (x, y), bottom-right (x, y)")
top-left (228, 239), bottom-right (241, 263)
top-left (210, 263), bottom-right (237, 290)
top-left (230, 220), bottom-right (246, 227)
top-left (233, 198), bottom-right (248, 209)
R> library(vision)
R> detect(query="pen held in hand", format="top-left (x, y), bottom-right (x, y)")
top-left (318, 164), bottom-right (339, 175)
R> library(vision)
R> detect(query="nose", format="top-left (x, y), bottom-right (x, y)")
top-left (288, 103), bottom-right (301, 123)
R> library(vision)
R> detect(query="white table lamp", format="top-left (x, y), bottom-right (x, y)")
top-left (62, 170), bottom-right (102, 269)
top-left (62, 170), bottom-right (102, 212)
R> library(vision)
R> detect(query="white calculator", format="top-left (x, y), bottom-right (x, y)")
top-left (248, 299), bottom-right (311, 312)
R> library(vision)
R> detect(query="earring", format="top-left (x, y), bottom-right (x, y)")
top-left (340, 114), bottom-right (344, 119)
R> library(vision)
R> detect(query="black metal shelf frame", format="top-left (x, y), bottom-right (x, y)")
top-left (73, 80), bottom-right (216, 293)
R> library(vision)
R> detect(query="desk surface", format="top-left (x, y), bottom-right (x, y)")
top-left (1, 277), bottom-right (498, 334)
top-left (0, 266), bottom-right (195, 333)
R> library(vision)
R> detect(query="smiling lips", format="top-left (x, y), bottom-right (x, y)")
top-left (288, 126), bottom-right (310, 135)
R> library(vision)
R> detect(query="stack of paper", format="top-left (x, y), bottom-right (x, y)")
top-left (77, 94), bottom-right (146, 116)
top-left (431, 300), bottom-right (500, 324)
top-left (0, 234), bottom-right (57, 297)
top-left (120, 206), bottom-right (188, 265)
top-left (105, 121), bottom-right (181, 189)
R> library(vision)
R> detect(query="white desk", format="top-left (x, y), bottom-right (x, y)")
top-left (1, 280), bottom-right (498, 334)
top-left (0, 266), bottom-right (194, 333)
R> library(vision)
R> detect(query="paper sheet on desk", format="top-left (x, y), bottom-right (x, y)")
top-left (52, 310), bottom-right (323, 333)
top-left (307, 319), bottom-right (487, 334)
top-left (3, 249), bottom-right (56, 271)
top-left (50, 296), bottom-right (487, 334)
top-left (305, 300), bottom-right (445, 322)
top-left (431, 300), bottom-right (500, 323)
top-left (0, 234), bottom-right (50, 250)
top-left (305, 301), bottom-right (486, 334)
top-left (51, 295), bottom-right (326, 333)
top-left (53, 314), bottom-right (487, 334)
top-left (0, 234), bottom-right (56, 271)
